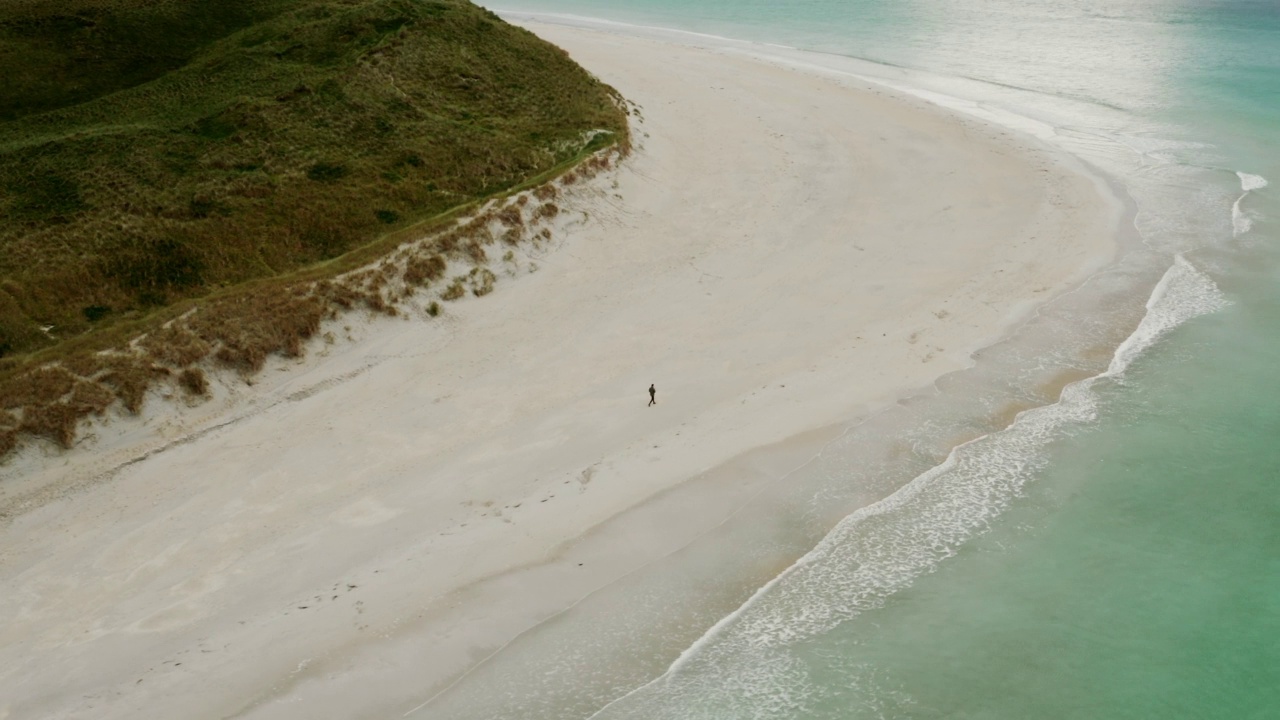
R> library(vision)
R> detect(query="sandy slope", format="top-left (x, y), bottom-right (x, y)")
top-left (0, 21), bottom-right (1119, 720)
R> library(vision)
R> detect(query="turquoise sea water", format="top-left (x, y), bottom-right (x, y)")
top-left (459, 1), bottom-right (1279, 717)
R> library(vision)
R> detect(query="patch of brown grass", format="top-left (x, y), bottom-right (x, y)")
top-left (441, 277), bottom-right (466, 301)
top-left (459, 215), bottom-right (494, 245)
top-left (69, 380), bottom-right (116, 416)
top-left (178, 367), bottom-right (208, 397)
top-left (363, 291), bottom-right (398, 317)
top-left (140, 326), bottom-right (212, 368)
top-left (0, 409), bottom-right (18, 457)
top-left (470, 268), bottom-right (496, 297)
top-left (17, 380), bottom-right (112, 449)
top-left (19, 403), bottom-right (82, 448)
top-left (464, 241), bottom-right (488, 264)
top-left (194, 288), bottom-right (326, 373)
top-left (436, 230), bottom-right (462, 255)
top-left (315, 280), bottom-right (361, 311)
top-left (497, 206), bottom-right (524, 228)
top-left (403, 255), bottom-right (446, 286)
top-left (4, 366), bottom-right (77, 407)
top-left (535, 202), bottom-right (560, 221)
top-left (95, 356), bottom-right (167, 414)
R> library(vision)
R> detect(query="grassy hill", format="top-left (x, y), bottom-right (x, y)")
top-left (0, 0), bottom-right (627, 358)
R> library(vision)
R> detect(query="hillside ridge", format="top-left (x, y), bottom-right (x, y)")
top-left (0, 0), bottom-right (629, 460)
top-left (0, 0), bottom-right (627, 356)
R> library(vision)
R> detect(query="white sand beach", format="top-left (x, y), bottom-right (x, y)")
top-left (0, 20), bottom-right (1120, 720)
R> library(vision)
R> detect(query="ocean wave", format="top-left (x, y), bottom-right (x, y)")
top-left (1232, 171), bottom-right (1269, 237)
top-left (591, 257), bottom-right (1228, 719)
top-left (1239, 171), bottom-right (1268, 192)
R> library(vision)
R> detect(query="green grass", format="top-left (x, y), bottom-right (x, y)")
top-left (0, 0), bottom-right (627, 359)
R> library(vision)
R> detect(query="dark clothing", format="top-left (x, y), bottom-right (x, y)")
top-left (648, 384), bottom-right (656, 406)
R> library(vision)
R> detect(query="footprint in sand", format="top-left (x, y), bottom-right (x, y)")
top-left (578, 464), bottom-right (597, 492)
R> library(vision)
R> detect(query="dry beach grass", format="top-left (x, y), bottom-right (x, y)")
top-left (0, 142), bottom-right (625, 459)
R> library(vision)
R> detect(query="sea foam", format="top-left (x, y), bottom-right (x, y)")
top-left (1239, 172), bottom-right (1268, 192)
top-left (1232, 171), bottom-right (1269, 237)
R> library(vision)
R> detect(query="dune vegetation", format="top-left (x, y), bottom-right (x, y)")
top-left (0, 0), bottom-right (628, 459)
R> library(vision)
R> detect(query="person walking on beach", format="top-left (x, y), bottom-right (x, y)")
top-left (648, 384), bottom-right (657, 406)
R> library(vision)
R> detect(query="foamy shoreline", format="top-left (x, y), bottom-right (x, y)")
top-left (0, 20), bottom-right (1121, 720)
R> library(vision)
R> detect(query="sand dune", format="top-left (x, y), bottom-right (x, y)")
top-left (0, 21), bottom-right (1119, 720)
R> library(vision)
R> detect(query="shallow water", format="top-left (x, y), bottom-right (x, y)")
top-left (451, 1), bottom-right (1279, 717)
top-left (792, 301), bottom-right (1280, 720)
